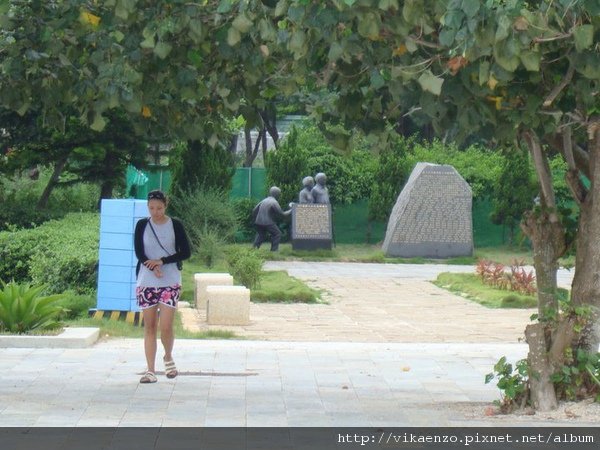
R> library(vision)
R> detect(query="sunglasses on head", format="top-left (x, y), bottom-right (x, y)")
top-left (148, 191), bottom-right (166, 200)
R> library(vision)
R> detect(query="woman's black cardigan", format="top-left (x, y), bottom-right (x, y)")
top-left (134, 217), bottom-right (191, 276)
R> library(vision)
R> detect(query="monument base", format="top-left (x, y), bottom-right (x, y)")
top-left (291, 203), bottom-right (333, 252)
top-left (384, 241), bottom-right (473, 258)
top-left (291, 238), bottom-right (332, 251)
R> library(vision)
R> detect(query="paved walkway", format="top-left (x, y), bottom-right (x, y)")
top-left (180, 262), bottom-right (574, 343)
top-left (2, 262), bottom-right (593, 429)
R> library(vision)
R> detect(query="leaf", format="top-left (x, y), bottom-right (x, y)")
top-left (288, 30), bottom-right (307, 59)
top-left (343, 0), bottom-right (358, 5)
top-left (520, 50), bottom-right (540, 72)
top-left (153, 42), bottom-right (172, 59)
top-left (357, 13), bottom-right (380, 39)
top-left (227, 27), bottom-right (241, 46)
top-left (461, 0), bottom-right (479, 18)
top-left (573, 25), bottom-right (593, 52)
top-left (140, 36), bottom-right (155, 49)
top-left (417, 70), bottom-right (444, 95)
top-left (439, 28), bottom-right (456, 47)
top-left (378, 0), bottom-right (399, 11)
top-left (328, 41), bottom-right (344, 61)
top-left (217, 0), bottom-right (235, 13)
top-left (90, 114), bottom-right (106, 132)
top-left (274, 0), bottom-right (289, 17)
top-left (495, 15), bottom-right (511, 42)
top-left (478, 60), bottom-right (490, 85)
top-left (447, 56), bottom-right (468, 75)
top-left (232, 13), bottom-right (253, 34)
top-left (513, 16), bottom-right (528, 31)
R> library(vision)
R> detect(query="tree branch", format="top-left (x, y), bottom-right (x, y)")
top-left (573, 144), bottom-right (591, 179)
top-left (543, 63), bottom-right (574, 107)
top-left (533, 32), bottom-right (571, 43)
top-left (408, 36), bottom-right (444, 49)
top-left (523, 129), bottom-right (557, 214)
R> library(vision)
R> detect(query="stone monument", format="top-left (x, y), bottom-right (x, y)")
top-left (290, 172), bottom-right (333, 250)
top-left (291, 203), bottom-right (332, 250)
top-left (382, 162), bottom-right (473, 258)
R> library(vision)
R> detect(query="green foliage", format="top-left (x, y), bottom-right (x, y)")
top-left (225, 247), bottom-right (264, 289)
top-left (0, 108), bottom-right (147, 206)
top-left (405, 140), bottom-right (504, 200)
top-left (368, 133), bottom-right (413, 222)
top-left (232, 197), bottom-right (258, 242)
top-left (0, 168), bottom-right (99, 230)
top-left (265, 126), bottom-right (311, 207)
top-left (266, 122), bottom-right (377, 206)
top-left (485, 357), bottom-right (530, 412)
top-left (0, 213), bottom-right (99, 293)
top-left (168, 187), bottom-right (238, 247)
top-left (55, 291), bottom-right (96, 320)
top-left (490, 148), bottom-right (537, 242)
top-left (169, 140), bottom-right (235, 195)
top-left (194, 226), bottom-right (225, 268)
top-left (0, 281), bottom-right (66, 334)
top-left (551, 349), bottom-right (600, 402)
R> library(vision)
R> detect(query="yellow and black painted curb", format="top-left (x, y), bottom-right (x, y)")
top-left (88, 309), bottom-right (143, 326)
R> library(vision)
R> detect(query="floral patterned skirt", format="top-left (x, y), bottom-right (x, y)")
top-left (136, 285), bottom-right (181, 310)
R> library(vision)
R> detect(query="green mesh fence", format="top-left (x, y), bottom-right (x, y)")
top-left (332, 200), bottom-right (386, 244)
top-left (125, 165), bottom-right (171, 199)
top-left (472, 198), bottom-right (506, 247)
top-left (231, 167), bottom-right (267, 200)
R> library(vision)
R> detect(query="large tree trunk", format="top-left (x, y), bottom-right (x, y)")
top-left (570, 121), bottom-right (600, 352)
top-left (37, 156), bottom-right (68, 209)
top-left (519, 130), bottom-right (568, 411)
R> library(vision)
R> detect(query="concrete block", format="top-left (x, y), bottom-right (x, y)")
top-left (194, 273), bottom-right (233, 309)
top-left (206, 286), bottom-right (250, 325)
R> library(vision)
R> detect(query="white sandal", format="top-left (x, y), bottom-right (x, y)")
top-left (140, 371), bottom-right (157, 383)
top-left (164, 359), bottom-right (178, 379)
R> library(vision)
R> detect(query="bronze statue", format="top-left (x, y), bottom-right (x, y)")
top-left (298, 176), bottom-right (315, 204)
top-left (312, 172), bottom-right (330, 204)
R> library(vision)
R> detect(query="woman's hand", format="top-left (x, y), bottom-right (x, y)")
top-left (143, 259), bottom-right (164, 270)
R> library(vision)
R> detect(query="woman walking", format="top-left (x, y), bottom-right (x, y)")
top-left (134, 190), bottom-right (191, 383)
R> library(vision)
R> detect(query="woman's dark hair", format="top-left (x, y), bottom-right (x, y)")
top-left (147, 189), bottom-right (167, 204)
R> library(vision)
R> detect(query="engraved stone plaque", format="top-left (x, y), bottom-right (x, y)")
top-left (382, 163), bottom-right (473, 258)
top-left (291, 203), bottom-right (332, 250)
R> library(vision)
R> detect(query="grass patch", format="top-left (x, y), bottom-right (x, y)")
top-left (432, 272), bottom-right (538, 308)
top-left (182, 253), bottom-right (321, 303)
top-left (67, 312), bottom-right (238, 339)
top-left (252, 270), bottom-right (321, 303)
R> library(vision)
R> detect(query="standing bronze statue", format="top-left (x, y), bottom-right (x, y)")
top-left (312, 172), bottom-right (330, 204)
top-left (298, 176), bottom-right (315, 204)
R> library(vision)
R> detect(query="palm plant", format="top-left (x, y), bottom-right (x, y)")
top-left (0, 281), bottom-right (66, 334)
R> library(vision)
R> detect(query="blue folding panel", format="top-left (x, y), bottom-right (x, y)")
top-left (97, 199), bottom-right (148, 312)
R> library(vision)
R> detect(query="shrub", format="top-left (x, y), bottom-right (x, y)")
top-left (55, 291), bottom-right (96, 320)
top-left (476, 259), bottom-right (536, 296)
top-left (0, 226), bottom-right (43, 283)
top-left (226, 247), bottom-right (264, 289)
top-left (169, 187), bottom-right (238, 248)
top-left (0, 168), bottom-right (99, 230)
top-left (0, 213), bottom-right (99, 294)
top-left (0, 281), bottom-right (66, 334)
top-left (169, 140), bottom-right (235, 195)
top-left (195, 227), bottom-right (225, 268)
top-left (232, 197), bottom-right (258, 242)
top-left (485, 357), bottom-right (530, 412)
top-left (368, 133), bottom-right (413, 222)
